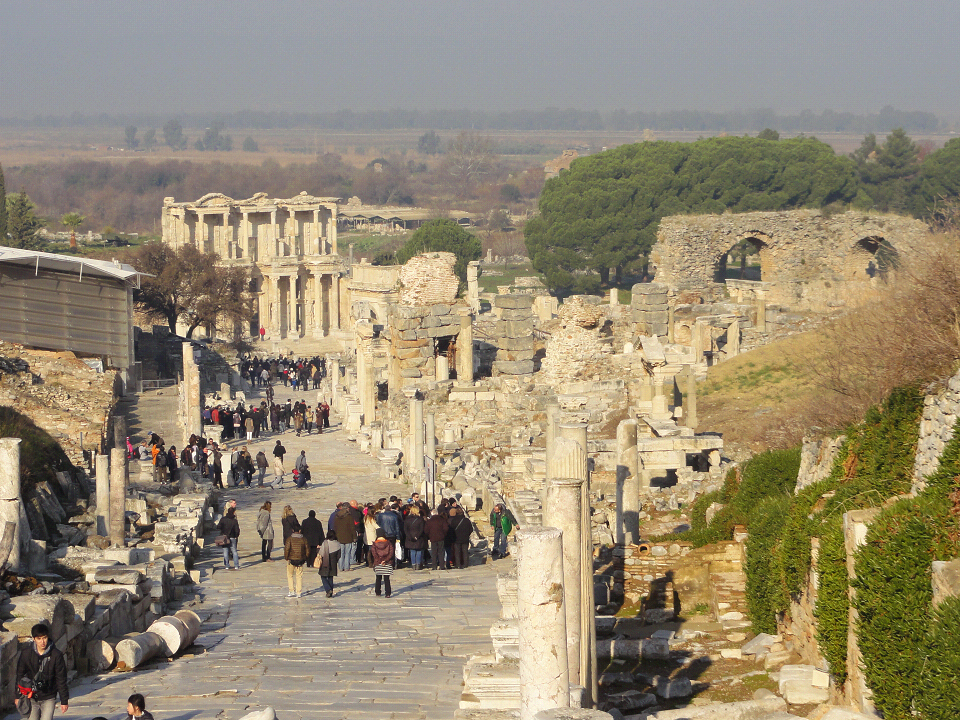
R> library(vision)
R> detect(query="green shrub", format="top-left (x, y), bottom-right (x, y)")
top-left (745, 495), bottom-right (791, 634)
top-left (854, 495), bottom-right (945, 720)
top-left (814, 516), bottom-right (849, 683)
top-left (916, 596), bottom-right (960, 720)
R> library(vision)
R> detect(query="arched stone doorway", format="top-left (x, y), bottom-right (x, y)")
top-left (715, 233), bottom-right (771, 283)
top-left (843, 236), bottom-right (900, 279)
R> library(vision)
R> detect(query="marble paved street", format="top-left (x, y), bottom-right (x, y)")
top-left (54, 384), bottom-right (504, 720)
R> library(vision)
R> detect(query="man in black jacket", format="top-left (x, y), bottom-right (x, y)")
top-left (300, 509), bottom-right (324, 569)
top-left (16, 623), bottom-right (69, 718)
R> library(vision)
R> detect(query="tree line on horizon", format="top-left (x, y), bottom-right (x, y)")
top-left (0, 105), bottom-right (945, 134)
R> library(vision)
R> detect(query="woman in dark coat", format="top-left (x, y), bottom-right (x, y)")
top-left (281, 505), bottom-right (300, 543)
top-left (447, 507), bottom-right (472, 569)
top-left (318, 528), bottom-right (341, 597)
top-left (424, 510), bottom-right (449, 571)
top-left (403, 505), bottom-right (427, 570)
top-left (217, 506), bottom-right (241, 570)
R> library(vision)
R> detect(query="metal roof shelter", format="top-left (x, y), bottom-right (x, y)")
top-left (0, 248), bottom-right (145, 369)
top-left (338, 206), bottom-right (474, 230)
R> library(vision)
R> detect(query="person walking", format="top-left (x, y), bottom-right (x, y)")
top-left (294, 451), bottom-right (309, 489)
top-left (272, 440), bottom-right (286, 487)
top-left (300, 510), bottom-right (324, 569)
top-left (283, 521), bottom-right (308, 598)
top-left (320, 400), bottom-right (330, 430)
top-left (210, 444), bottom-right (223, 489)
top-left (370, 529), bottom-right (395, 598)
top-left (317, 528), bottom-right (341, 597)
top-left (217, 506), bottom-right (241, 570)
top-left (448, 507), bottom-right (472, 569)
top-left (333, 502), bottom-right (357, 571)
top-left (281, 505), bottom-right (299, 544)
top-left (424, 509), bottom-right (449, 571)
top-left (255, 450), bottom-right (268, 487)
top-left (256, 501), bottom-right (275, 562)
top-left (15, 622), bottom-right (69, 720)
top-left (489, 503), bottom-right (515, 559)
top-left (403, 505), bottom-right (427, 570)
top-left (244, 414), bottom-right (254, 441)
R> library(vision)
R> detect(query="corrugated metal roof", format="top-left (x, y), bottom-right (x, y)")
top-left (0, 248), bottom-right (147, 285)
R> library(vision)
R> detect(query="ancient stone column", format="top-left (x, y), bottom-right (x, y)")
top-left (557, 423), bottom-right (596, 707)
top-left (457, 309), bottom-right (474, 382)
top-left (682, 365), bottom-right (698, 431)
top-left (0, 438), bottom-right (23, 572)
top-left (408, 396), bottom-right (424, 483)
top-left (182, 342), bottom-right (202, 445)
top-left (112, 414), bottom-right (126, 450)
top-left (545, 401), bottom-right (560, 478)
top-left (329, 212), bottom-right (338, 256)
top-left (616, 419), bottom-right (639, 545)
top-left (361, 351), bottom-right (376, 427)
top-left (543, 477), bottom-right (584, 686)
top-left (330, 358), bottom-right (341, 404)
top-left (425, 413), bottom-right (436, 462)
top-left (467, 261), bottom-right (481, 313)
top-left (518, 526), bottom-right (569, 720)
top-left (95, 453), bottom-right (110, 537)
top-left (436, 354), bottom-right (449, 381)
top-left (425, 413), bottom-right (436, 504)
top-left (109, 448), bottom-right (127, 547)
top-left (313, 271), bottom-right (324, 336)
top-left (608, 288), bottom-right (618, 306)
top-left (331, 274), bottom-right (341, 330)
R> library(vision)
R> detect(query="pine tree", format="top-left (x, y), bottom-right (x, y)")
top-left (6, 190), bottom-right (44, 250)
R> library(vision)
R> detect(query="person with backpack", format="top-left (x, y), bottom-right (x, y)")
top-left (16, 622), bottom-right (69, 719)
top-left (283, 521), bottom-right (308, 598)
top-left (489, 503), bottom-right (515, 559)
top-left (317, 527), bottom-right (341, 597)
top-left (370, 529), bottom-right (395, 598)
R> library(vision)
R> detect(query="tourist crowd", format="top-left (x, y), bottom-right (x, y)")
top-left (217, 495), bottom-right (516, 599)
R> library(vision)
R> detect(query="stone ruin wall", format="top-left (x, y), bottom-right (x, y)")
top-left (0, 341), bottom-right (120, 464)
top-left (652, 209), bottom-right (930, 313)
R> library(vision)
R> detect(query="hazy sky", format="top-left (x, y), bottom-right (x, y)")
top-left (1, 0), bottom-right (957, 118)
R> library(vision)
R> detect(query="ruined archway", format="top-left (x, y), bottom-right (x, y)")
top-left (715, 233), bottom-right (770, 283)
top-left (843, 236), bottom-right (900, 280)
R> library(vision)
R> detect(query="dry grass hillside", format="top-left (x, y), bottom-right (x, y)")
top-left (699, 232), bottom-right (960, 457)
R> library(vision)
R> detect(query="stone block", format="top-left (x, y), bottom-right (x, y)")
top-left (632, 282), bottom-right (668, 295)
top-left (741, 632), bottom-right (778, 655)
top-left (449, 392), bottom-right (476, 403)
top-left (495, 349), bottom-right (536, 362)
top-left (498, 308), bottom-right (533, 321)
top-left (501, 320), bottom-right (533, 338)
top-left (400, 368), bottom-right (422, 378)
top-left (61, 593), bottom-right (95, 623)
top-left (497, 336), bottom-right (536, 351)
top-left (425, 325), bottom-right (459, 338)
top-left (393, 305), bottom-right (429, 319)
top-left (782, 679), bottom-right (829, 704)
top-left (494, 294), bottom-right (534, 310)
top-left (430, 303), bottom-right (452, 315)
top-left (492, 360), bottom-right (534, 375)
top-left (654, 676), bottom-right (691, 698)
top-left (94, 566), bottom-right (146, 584)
